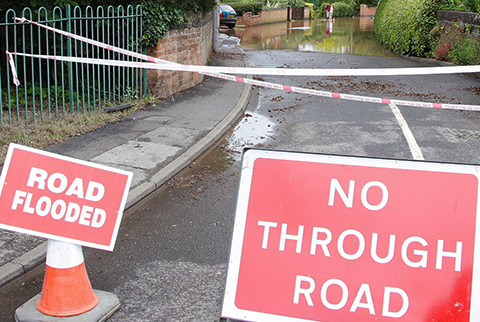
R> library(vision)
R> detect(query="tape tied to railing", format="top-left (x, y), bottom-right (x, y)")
top-left (6, 51), bottom-right (20, 86)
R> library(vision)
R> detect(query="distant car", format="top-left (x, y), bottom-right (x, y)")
top-left (219, 4), bottom-right (237, 29)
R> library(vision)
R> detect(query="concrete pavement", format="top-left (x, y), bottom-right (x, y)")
top-left (0, 47), bottom-right (252, 288)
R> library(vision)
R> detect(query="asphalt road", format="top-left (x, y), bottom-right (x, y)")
top-left (245, 50), bottom-right (480, 163)
top-left (1, 50), bottom-right (480, 321)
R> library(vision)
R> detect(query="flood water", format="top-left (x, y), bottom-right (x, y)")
top-left (222, 16), bottom-right (396, 57)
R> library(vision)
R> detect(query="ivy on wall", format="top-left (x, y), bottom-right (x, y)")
top-left (140, 0), bottom-right (187, 46)
top-left (139, 0), bottom-right (216, 47)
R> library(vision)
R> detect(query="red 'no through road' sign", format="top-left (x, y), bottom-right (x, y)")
top-left (222, 149), bottom-right (480, 322)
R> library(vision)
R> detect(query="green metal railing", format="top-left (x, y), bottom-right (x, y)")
top-left (0, 4), bottom-right (146, 125)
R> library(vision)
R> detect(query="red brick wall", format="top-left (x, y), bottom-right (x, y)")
top-left (262, 8), bottom-right (288, 24)
top-left (304, 7), bottom-right (310, 19)
top-left (360, 5), bottom-right (377, 16)
top-left (237, 12), bottom-right (262, 26)
top-left (147, 18), bottom-right (213, 99)
top-left (238, 7), bottom-right (309, 26)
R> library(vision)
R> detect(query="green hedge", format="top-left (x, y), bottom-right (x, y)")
top-left (227, 2), bottom-right (262, 15)
top-left (373, 0), bottom-right (442, 57)
top-left (333, 2), bottom-right (353, 17)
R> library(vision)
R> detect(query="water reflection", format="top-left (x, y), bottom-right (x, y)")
top-left (229, 17), bottom-right (395, 57)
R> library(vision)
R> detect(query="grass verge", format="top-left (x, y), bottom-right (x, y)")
top-left (0, 100), bottom-right (150, 166)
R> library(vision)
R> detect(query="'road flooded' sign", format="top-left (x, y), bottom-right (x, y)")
top-left (0, 144), bottom-right (132, 251)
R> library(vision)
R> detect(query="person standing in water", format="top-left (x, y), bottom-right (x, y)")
top-left (326, 3), bottom-right (333, 20)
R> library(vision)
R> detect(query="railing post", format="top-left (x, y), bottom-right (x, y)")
top-left (66, 4), bottom-right (74, 113)
top-left (0, 51), bottom-right (3, 125)
top-left (141, 5), bottom-right (146, 98)
top-left (1, 3), bottom-right (145, 123)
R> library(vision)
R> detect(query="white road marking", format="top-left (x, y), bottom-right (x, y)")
top-left (389, 103), bottom-right (425, 160)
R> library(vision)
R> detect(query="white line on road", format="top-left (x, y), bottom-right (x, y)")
top-left (389, 103), bottom-right (425, 161)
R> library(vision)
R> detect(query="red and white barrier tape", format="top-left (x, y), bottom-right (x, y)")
top-left (9, 51), bottom-right (480, 112)
top-left (7, 17), bottom-right (480, 112)
top-left (9, 51), bottom-right (480, 77)
top-left (203, 72), bottom-right (480, 111)
top-left (7, 52), bottom-right (20, 86)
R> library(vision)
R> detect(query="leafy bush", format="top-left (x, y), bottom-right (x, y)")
top-left (374, 0), bottom-right (443, 57)
top-left (227, 2), bottom-right (262, 15)
top-left (305, 2), bottom-right (315, 14)
top-left (333, 2), bottom-right (353, 17)
top-left (451, 36), bottom-right (480, 64)
top-left (433, 24), bottom-right (480, 64)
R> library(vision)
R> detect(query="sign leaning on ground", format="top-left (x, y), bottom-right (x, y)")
top-left (0, 143), bottom-right (132, 251)
top-left (222, 149), bottom-right (480, 321)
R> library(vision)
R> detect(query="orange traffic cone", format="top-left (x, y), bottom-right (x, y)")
top-left (36, 240), bottom-right (99, 317)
